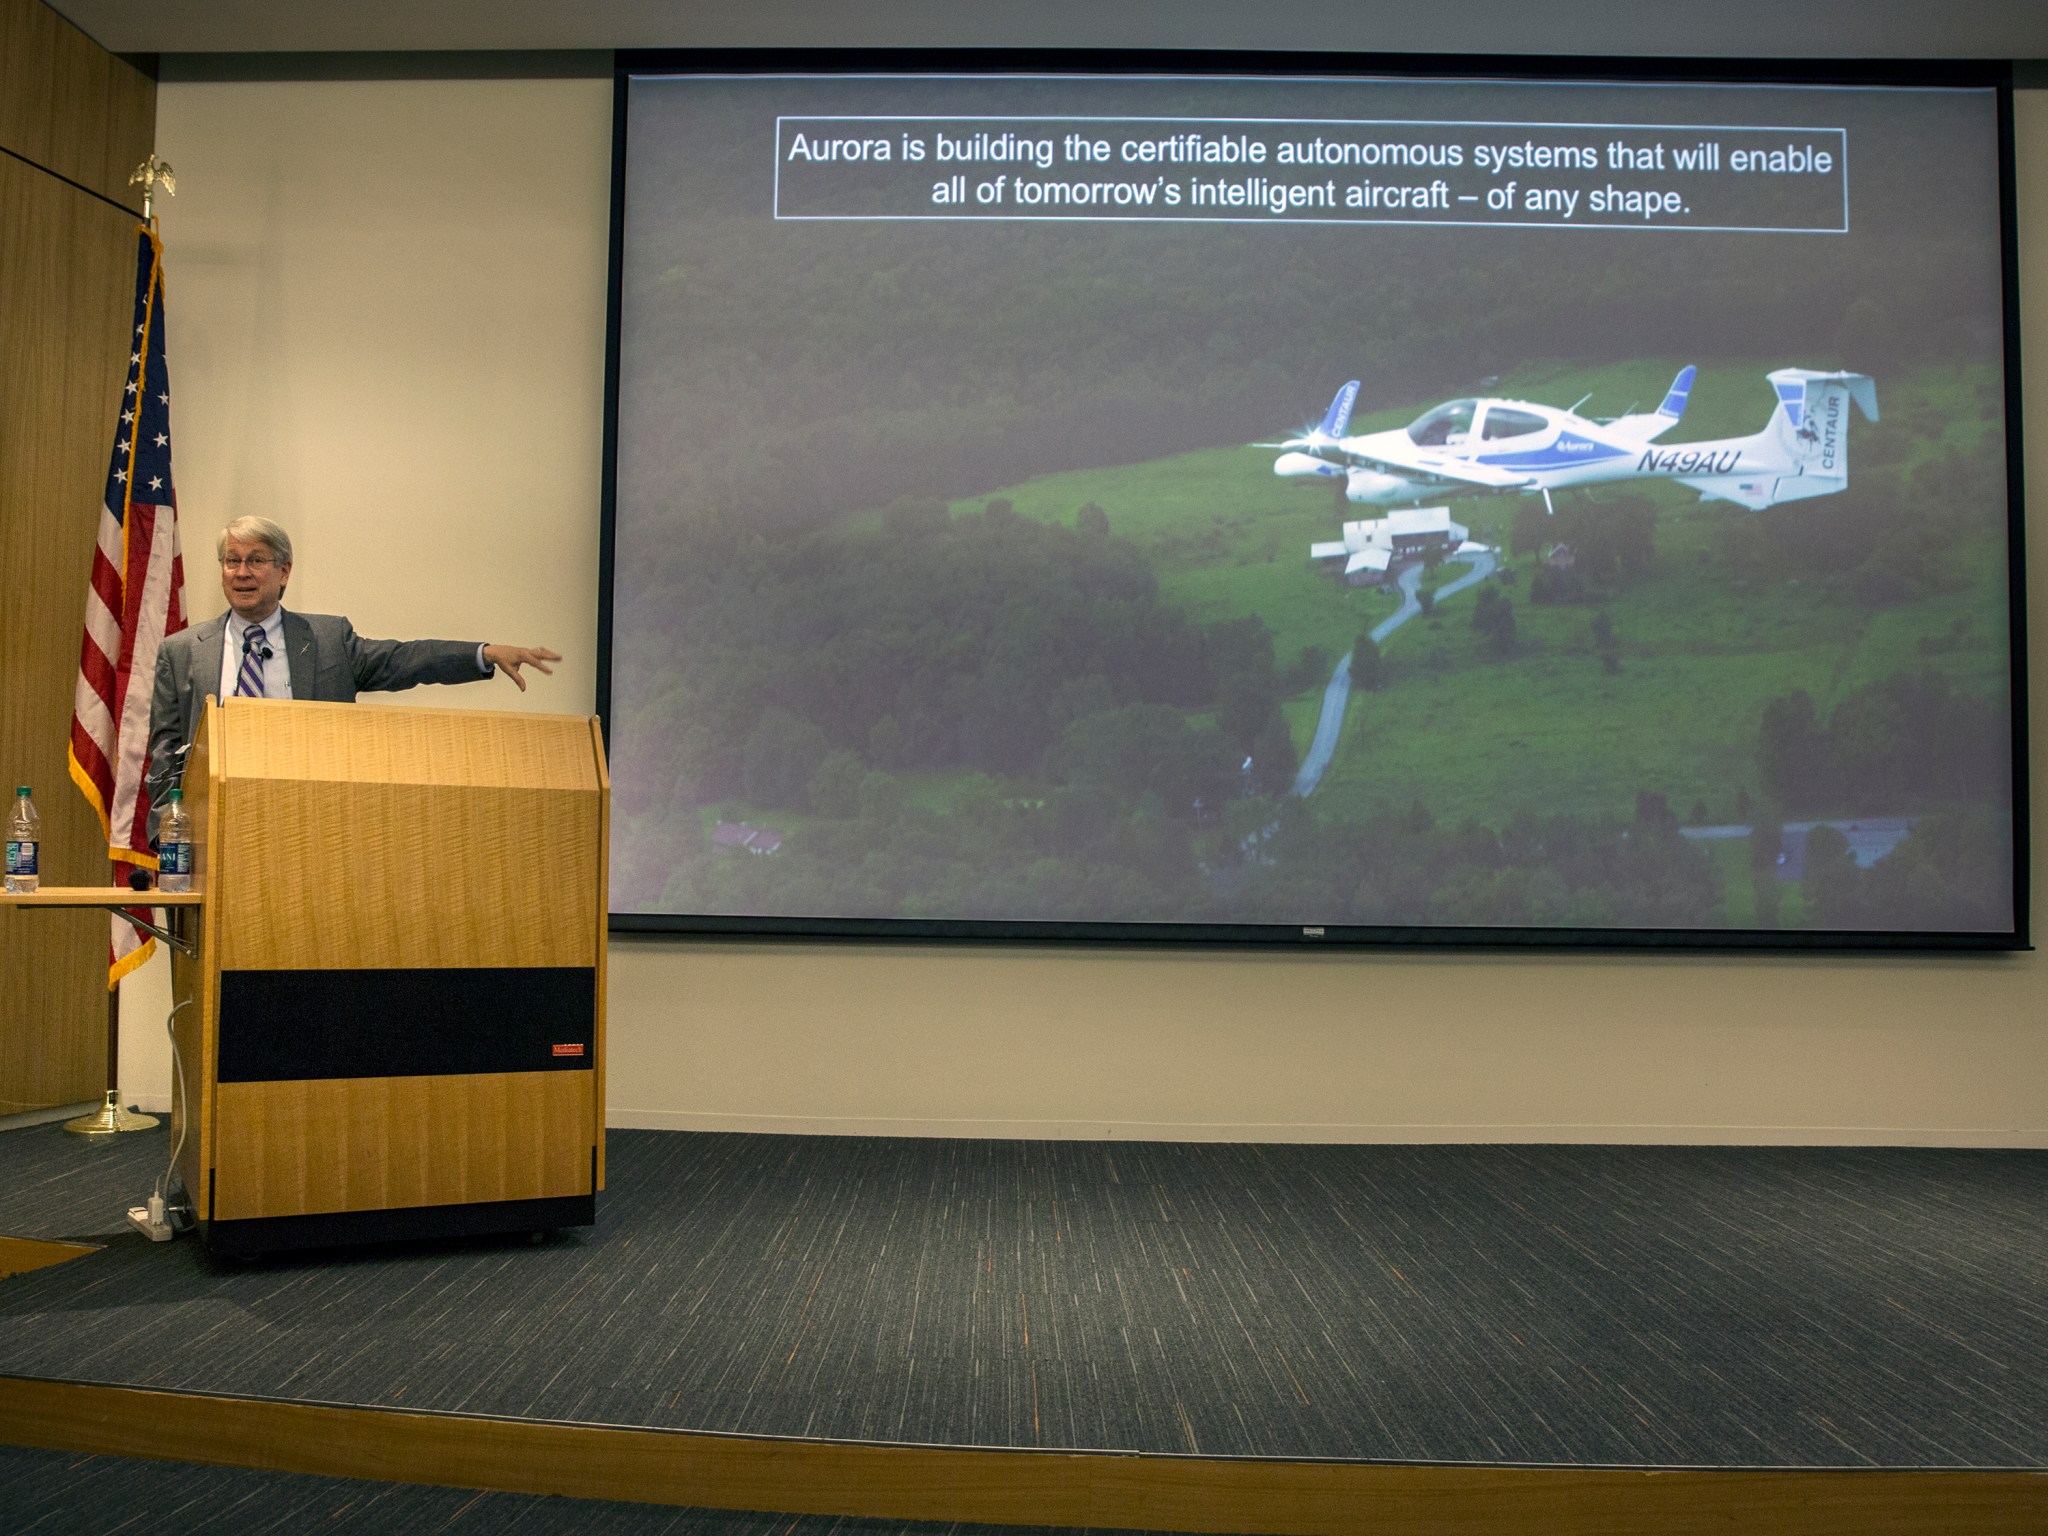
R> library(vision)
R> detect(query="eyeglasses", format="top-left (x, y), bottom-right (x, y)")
top-left (219, 555), bottom-right (279, 571)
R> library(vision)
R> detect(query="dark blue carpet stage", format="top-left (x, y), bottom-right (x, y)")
top-left (0, 1122), bottom-right (2043, 1530)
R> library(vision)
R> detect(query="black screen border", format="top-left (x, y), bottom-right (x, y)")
top-left (598, 48), bottom-right (2030, 954)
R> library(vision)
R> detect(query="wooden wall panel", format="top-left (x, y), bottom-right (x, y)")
top-left (213, 1070), bottom-right (595, 1220)
top-left (0, 150), bottom-right (148, 1112)
top-left (0, 0), bottom-right (154, 209)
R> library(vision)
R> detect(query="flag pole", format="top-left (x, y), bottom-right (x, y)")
top-left (64, 155), bottom-right (179, 1140)
top-left (63, 992), bottom-right (157, 1137)
top-left (131, 153), bottom-right (174, 223)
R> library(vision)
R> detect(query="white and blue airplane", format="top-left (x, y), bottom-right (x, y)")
top-left (1268, 366), bottom-right (1879, 513)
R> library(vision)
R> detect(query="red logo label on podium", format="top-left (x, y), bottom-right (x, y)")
top-left (552, 1043), bottom-right (585, 1057)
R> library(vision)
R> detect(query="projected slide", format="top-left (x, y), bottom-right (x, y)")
top-left (607, 68), bottom-right (2018, 942)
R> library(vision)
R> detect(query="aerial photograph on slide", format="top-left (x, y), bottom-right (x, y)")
top-left (606, 70), bottom-right (2016, 937)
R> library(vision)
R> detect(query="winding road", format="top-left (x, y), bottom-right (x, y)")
top-left (1290, 549), bottom-right (1497, 798)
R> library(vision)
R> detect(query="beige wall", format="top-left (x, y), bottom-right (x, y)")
top-left (127, 74), bottom-right (2048, 1145)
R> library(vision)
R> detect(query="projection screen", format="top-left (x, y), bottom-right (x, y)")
top-left (603, 56), bottom-right (2025, 949)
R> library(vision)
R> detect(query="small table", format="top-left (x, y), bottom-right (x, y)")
top-left (0, 887), bottom-right (202, 1134)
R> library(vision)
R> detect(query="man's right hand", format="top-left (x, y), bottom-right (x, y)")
top-left (483, 644), bottom-right (561, 691)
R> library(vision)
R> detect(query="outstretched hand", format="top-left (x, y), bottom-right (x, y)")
top-left (483, 644), bottom-right (561, 691)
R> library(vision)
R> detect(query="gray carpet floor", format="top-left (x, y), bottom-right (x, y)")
top-left (0, 1123), bottom-right (2042, 1469)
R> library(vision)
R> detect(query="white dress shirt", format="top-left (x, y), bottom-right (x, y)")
top-left (218, 607), bottom-right (294, 701)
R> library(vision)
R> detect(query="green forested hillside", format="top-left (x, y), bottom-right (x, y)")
top-left (614, 358), bottom-right (2014, 931)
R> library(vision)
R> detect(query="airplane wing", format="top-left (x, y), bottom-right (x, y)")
top-left (1337, 443), bottom-right (1536, 491)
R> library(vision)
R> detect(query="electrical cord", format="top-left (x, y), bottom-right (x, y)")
top-left (139, 998), bottom-right (193, 1234)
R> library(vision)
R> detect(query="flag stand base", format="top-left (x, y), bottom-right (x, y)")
top-left (64, 1091), bottom-right (158, 1137)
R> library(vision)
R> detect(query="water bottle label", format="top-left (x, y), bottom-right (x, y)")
top-left (5, 840), bottom-right (34, 876)
top-left (162, 842), bottom-right (192, 877)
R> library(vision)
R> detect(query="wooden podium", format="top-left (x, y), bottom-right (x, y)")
top-left (167, 697), bottom-right (608, 1256)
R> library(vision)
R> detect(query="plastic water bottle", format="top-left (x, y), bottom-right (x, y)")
top-left (158, 788), bottom-right (192, 893)
top-left (5, 787), bottom-right (39, 894)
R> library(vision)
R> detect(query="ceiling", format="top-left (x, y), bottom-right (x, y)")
top-left (44, 0), bottom-right (2048, 61)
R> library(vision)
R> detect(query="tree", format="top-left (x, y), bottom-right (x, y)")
top-left (1488, 600), bottom-right (1516, 658)
top-left (1758, 691), bottom-right (1829, 812)
top-left (1634, 789), bottom-right (1678, 836)
top-left (1557, 497), bottom-right (1655, 584)
top-left (1051, 784), bottom-right (1114, 852)
top-left (1751, 861), bottom-right (1783, 929)
top-left (1847, 527), bottom-right (1942, 607)
top-left (958, 664), bottom-right (1047, 776)
top-left (1528, 563), bottom-right (1586, 604)
top-left (610, 806), bottom-right (705, 911)
top-left (1206, 615), bottom-right (1276, 680)
top-left (1602, 496), bottom-right (1657, 580)
top-left (1049, 704), bottom-right (1229, 817)
top-left (1049, 673), bottom-right (1117, 729)
top-left (1280, 645), bottom-right (1332, 694)
top-left (1800, 823), bottom-right (1863, 927)
top-left (1472, 585), bottom-right (1503, 630)
top-left (1607, 790), bottom-right (1720, 927)
top-left (1224, 794), bottom-right (1277, 856)
top-left (857, 770), bottom-right (905, 825)
top-left (867, 714), bottom-right (905, 770)
top-left (1076, 502), bottom-right (1110, 539)
top-left (1826, 672), bottom-right (2008, 812)
top-left (807, 749), bottom-right (867, 818)
top-left (1746, 794), bottom-right (1785, 927)
top-left (1590, 608), bottom-right (1620, 673)
top-left (1472, 585), bottom-right (1516, 659)
top-left (742, 706), bottom-right (829, 809)
top-left (1859, 810), bottom-right (2013, 932)
top-left (1217, 673), bottom-right (1278, 751)
top-left (1248, 714), bottom-right (1299, 796)
top-left (1510, 499), bottom-right (1552, 560)
top-left (1350, 632), bottom-right (1384, 691)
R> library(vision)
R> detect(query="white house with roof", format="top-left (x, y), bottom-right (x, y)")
top-left (1310, 506), bottom-right (1489, 584)
top-left (713, 820), bottom-right (783, 855)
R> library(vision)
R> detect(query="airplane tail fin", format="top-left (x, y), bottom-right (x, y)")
top-left (1683, 369), bottom-right (1878, 509)
top-left (1606, 365), bottom-right (1695, 443)
top-left (1762, 368), bottom-right (1878, 475)
top-left (1265, 380), bottom-right (1361, 480)
top-left (1317, 379), bottom-right (1361, 440)
top-left (1656, 365), bottom-right (1697, 423)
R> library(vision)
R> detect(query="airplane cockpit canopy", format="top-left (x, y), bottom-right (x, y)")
top-left (1479, 405), bottom-right (1549, 440)
top-left (1406, 399), bottom-right (1477, 447)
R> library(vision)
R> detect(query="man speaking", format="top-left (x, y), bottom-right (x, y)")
top-left (146, 516), bottom-right (561, 829)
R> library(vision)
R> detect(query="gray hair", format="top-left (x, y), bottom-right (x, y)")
top-left (217, 516), bottom-right (293, 567)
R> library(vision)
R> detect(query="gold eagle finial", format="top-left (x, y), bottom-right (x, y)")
top-left (129, 155), bottom-right (177, 221)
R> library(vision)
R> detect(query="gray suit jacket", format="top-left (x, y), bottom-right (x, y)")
top-left (145, 610), bottom-right (487, 835)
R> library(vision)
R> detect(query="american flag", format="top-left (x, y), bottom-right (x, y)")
top-left (67, 225), bottom-right (187, 986)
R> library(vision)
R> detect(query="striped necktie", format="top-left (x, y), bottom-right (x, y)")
top-left (237, 624), bottom-right (267, 698)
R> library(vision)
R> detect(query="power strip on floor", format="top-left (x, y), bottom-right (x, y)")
top-left (127, 1194), bottom-right (174, 1242)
